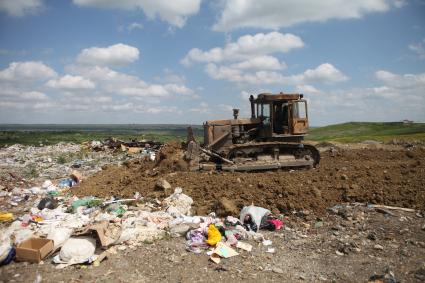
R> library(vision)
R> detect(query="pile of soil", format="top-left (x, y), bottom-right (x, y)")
top-left (153, 141), bottom-right (189, 172)
top-left (73, 144), bottom-right (425, 216)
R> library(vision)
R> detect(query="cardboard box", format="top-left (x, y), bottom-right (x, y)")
top-left (70, 170), bottom-right (83, 183)
top-left (16, 238), bottom-right (54, 263)
top-left (127, 147), bottom-right (142, 154)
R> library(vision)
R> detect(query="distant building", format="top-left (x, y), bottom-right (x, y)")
top-left (402, 119), bottom-right (413, 124)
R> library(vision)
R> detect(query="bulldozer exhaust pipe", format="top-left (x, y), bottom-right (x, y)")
top-left (249, 95), bottom-right (255, 118)
top-left (233, 108), bottom-right (239, 120)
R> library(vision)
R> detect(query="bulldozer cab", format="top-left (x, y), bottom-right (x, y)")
top-left (251, 93), bottom-right (309, 137)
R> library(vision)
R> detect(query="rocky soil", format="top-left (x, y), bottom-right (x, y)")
top-left (74, 143), bottom-right (425, 216)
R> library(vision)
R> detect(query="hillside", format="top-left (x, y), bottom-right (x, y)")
top-left (307, 122), bottom-right (425, 142)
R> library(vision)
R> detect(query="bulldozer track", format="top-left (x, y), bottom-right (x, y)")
top-left (226, 142), bottom-right (320, 167)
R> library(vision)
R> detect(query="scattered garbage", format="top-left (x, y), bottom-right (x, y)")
top-left (42, 180), bottom-right (58, 193)
top-left (0, 212), bottom-right (13, 222)
top-left (186, 229), bottom-right (208, 254)
top-left (368, 268), bottom-right (397, 283)
top-left (0, 140), bottom-right (282, 270)
top-left (266, 247), bottom-right (275, 253)
top-left (206, 224), bottom-right (222, 246)
top-left (84, 138), bottom-right (162, 153)
top-left (37, 197), bottom-right (58, 210)
top-left (236, 241), bottom-right (252, 252)
top-left (209, 242), bottom-right (239, 264)
top-left (58, 178), bottom-right (75, 188)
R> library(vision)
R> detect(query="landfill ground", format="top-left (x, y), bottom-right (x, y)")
top-left (1, 141), bottom-right (425, 282)
top-left (1, 204), bottom-right (425, 282)
top-left (74, 142), bottom-right (425, 216)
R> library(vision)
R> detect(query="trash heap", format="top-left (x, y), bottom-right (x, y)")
top-left (1, 178), bottom-right (283, 268)
top-left (83, 138), bottom-right (162, 159)
top-left (0, 141), bottom-right (161, 200)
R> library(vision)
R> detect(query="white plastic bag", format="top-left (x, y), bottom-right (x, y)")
top-left (163, 187), bottom-right (193, 216)
top-left (13, 228), bottom-right (34, 244)
top-left (47, 228), bottom-right (73, 250)
top-left (240, 205), bottom-right (270, 232)
top-left (0, 238), bottom-right (12, 263)
top-left (53, 237), bottom-right (96, 265)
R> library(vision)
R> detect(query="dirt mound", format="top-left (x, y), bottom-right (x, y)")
top-left (73, 144), bottom-right (425, 216)
top-left (154, 141), bottom-right (189, 172)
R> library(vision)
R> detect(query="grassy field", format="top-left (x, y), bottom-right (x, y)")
top-left (0, 124), bottom-right (203, 146)
top-left (0, 122), bottom-right (424, 146)
top-left (307, 122), bottom-right (425, 143)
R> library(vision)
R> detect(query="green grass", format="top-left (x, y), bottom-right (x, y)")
top-left (0, 124), bottom-right (203, 147)
top-left (307, 122), bottom-right (425, 143)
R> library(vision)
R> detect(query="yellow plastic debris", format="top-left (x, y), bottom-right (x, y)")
top-left (0, 212), bottom-right (13, 222)
top-left (205, 224), bottom-right (222, 246)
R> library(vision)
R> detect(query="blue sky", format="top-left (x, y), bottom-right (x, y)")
top-left (0, 0), bottom-right (424, 125)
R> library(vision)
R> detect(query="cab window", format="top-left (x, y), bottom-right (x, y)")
top-left (260, 103), bottom-right (271, 124)
top-left (293, 101), bottom-right (307, 119)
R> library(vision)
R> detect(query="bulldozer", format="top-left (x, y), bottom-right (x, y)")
top-left (185, 92), bottom-right (320, 172)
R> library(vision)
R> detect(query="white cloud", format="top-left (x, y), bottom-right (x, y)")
top-left (190, 102), bottom-right (210, 113)
top-left (290, 63), bottom-right (349, 84)
top-left (307, 69), bottom-right (425, 124)
top-left (119, 85), bottom-right (170, 97)
top-left (46, 75), bottom-right (96, 90)
top-left (67, 64), bottom-right (194, 98)
top-left (67, 65), bottom-right (139, 85)
top-left (408, 39), bottom-right (425, 60)
top-left (0, 61), bottom-right (56, 81)
top-left (375, 70), bottom-right (425, 88)
top-left (19, 91), bottom-right (48, 100)
top-left (127, 22), bottom-right (144, 31)
top-left (118, 83), bottom-right (194, 98)
top-left (143, 105), bottom-right (181, 114)
top-left (72, 0), bottom-right (201, 28)
top-left (77, 43), bottom-right (140, 66)
top-left (119, 22), bottom-right (144, 32)
top-left (213, 0), bottom-right (403, 31)
top-left (0, 88), bottom-right (48, 101)
top-left (205, 62), bottom-right (348, 85)
top-left (230, 56), bottom-right (285, 71)
top-left (0, 0), bottom-right (44, 17)
top-left (295, 84), bottom-right (320, 94)
top-left (154, 69), bottom-right (186, 84)
top-left (101, 102), bottom-right (134, 112)
top-left (181, 32), bottom-right (303, 65)
top-left (375, 70), bottom-right (397, 81)
top-left (0, 46), bottom-right (195, 120)
top-left (181, 31), bottom-right (338, 88)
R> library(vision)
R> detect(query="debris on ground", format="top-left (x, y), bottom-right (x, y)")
top-left (0, 140), bottom-right (423, 282)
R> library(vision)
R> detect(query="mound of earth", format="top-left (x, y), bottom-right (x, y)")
top-left (154, 141), bottom-right (189, 172)
top-left (73, 144), bottom-right (425, 216)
